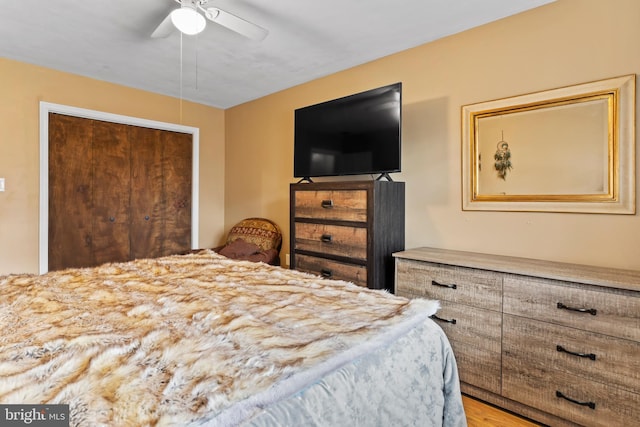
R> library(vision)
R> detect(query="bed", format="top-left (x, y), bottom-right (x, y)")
top-left (0, 250), bottom-right (466, 426)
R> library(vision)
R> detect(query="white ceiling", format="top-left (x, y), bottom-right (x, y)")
top-left (0, 0), bottom-right (554, 109)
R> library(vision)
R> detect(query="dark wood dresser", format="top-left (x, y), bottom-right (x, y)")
top-left (394, 247), bottom-right (640, 427)
top-left (290, 180), bottom-right (404, 292)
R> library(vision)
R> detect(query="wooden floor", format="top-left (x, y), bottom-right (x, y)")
top-left (463, 395), bottom-right (542, 427)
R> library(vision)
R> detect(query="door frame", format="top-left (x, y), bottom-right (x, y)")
top-left (39, 102), bottom-right (200, 274)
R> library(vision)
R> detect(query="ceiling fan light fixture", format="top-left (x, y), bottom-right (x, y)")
top-left (170, 7), bottom-right (206, 35)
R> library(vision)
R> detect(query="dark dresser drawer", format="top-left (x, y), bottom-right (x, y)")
top-left (293, 189), bottom-right (367, 222)
top-left (295, 254), bottom-right (367, 287)
top-left (294, 222), bottom-right (366, 260)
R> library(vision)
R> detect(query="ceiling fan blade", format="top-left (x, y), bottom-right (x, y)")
top-left (203, 8), bottom-right (268, 41)
top-left (151, 12), bottom-right (175, 38)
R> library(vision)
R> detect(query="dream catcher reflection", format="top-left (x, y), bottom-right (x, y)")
top-left (494, 131), bottom-right (512, 180)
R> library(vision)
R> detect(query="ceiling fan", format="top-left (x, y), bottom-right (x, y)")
top-left (151, 0), bottom-right (268, 41)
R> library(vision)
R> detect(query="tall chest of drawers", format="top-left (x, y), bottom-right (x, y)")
top-left (290, 180), bottom-right (404, 292)
top-left (394, 247), bottom-right (640, 427)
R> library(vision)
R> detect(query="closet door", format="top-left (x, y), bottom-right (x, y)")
top-left (129, 127), bottom-right (192, 258)
top-left (161, 131), bottom-right (192, 256)
top-left (129, 126), bottom-right (164, 260)
top-left (92, 120), bottom-right (131, 265)
top-left (49, 114), bottom-right (95, 270)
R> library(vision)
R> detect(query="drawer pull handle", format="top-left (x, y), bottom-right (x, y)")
top-left (320, 234), bottom-right (333, 243)
top-left (321, 199), bottom-right (334, 209)
top-left (431, 280), bottom-right (457, 290)
top-left (430, 314), bottom-right (457, 325)
top-left (556, 345), bottom-right (596, 361)
top-left (320, 269), bottom-right (333, 278)
top-left (557, 302), bottom-right (597, 316)
top-left (555, 390), bottom-right (596, 410)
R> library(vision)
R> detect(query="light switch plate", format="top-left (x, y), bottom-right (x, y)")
top-left (0, 178), bottom-right (4, 192)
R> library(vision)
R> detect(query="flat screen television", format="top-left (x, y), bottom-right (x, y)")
top-left (294, 82), bottom-right (402, 181)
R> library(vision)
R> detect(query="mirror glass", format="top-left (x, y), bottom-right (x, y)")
top-left (476, 96), bottom-right (610, 197)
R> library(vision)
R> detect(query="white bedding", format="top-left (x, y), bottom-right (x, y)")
top-left (236, 318), bottom-right (466, 427)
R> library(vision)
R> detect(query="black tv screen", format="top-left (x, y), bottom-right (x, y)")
top-left (294, 82), bottom-right (402, 179)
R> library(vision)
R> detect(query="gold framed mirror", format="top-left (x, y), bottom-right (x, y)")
top-left (461, 75), bottom-right (635, 214)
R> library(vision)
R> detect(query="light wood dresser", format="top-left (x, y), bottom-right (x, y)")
top-left (290, 180), bottom-right (404, 292)
top-left (394, 247), bottom-right (640, 427)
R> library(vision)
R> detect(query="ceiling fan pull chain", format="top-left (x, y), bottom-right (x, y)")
top-left (179, 32), bottom-right (184, 123)
top-left (195, 33), bottom-right (199, 90)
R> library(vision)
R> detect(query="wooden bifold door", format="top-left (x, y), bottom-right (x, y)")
top-left (48, 113), bottom-right (192, 271)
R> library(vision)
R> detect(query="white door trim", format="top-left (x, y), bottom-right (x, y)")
top-left (39, 102), bottom-right (200, 274)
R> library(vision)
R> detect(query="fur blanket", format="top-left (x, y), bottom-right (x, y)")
top-left (0, 251), bottom-right (438, 426)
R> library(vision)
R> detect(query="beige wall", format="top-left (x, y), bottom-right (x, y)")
top-left (225, 0), bottom-right (640, 270)
top-left (0, 59), bottom-right (226, 275)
